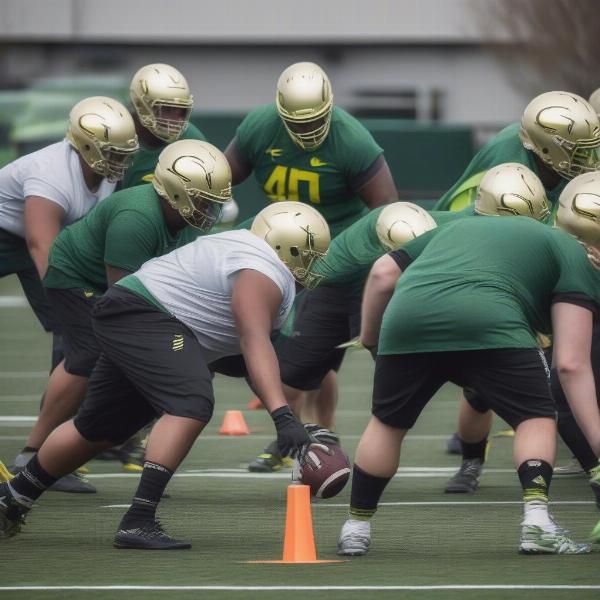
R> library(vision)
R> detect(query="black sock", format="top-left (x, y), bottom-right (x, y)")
top-left (8, 454), bottom-right (58, 506)
top-left (119, 461), bottom-right (173, 529)
top-left (557, 413), bottom-right (598, 473)
top-left (517, 459), bottom-right (553, 502)
top-left (21, 446), bottom-right (39, 454)
top-left (349, 464), bottom-right (391, 520)
top-left (460, 437), bottom-right (488, 461)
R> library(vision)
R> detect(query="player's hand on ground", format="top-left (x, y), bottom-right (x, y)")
top-left (304, 423), bottom-right (340, 446)
top-left (270, 406), bottom-right (311, 457)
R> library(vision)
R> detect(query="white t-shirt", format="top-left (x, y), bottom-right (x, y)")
top-left (0, 139), bottom-right (115, 237)
top-left (135, 229), bottom-right (296, 363)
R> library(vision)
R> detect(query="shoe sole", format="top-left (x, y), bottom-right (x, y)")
top-left (519, 543), bottom-right (590, 555)
top-left (0, 514), bottom-right (20, 538)
top-left (444, 484), bottom-right (478, 494)
top-left (248, 464), bottom-right (282, 473)
top-left (336, 548), bottom-right (368, 556)
top-left (113, 539), bottom-right (191, 550)
top-left (48, 480), bottom-right (97, 494)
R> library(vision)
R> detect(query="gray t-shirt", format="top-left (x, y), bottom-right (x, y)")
top-left (123, 229), bottom-right (295, 363)
top-left (0, 140), bottom-right (115, 237)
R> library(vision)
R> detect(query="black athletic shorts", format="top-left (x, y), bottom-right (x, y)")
top-left (0, 228), bottom-right (61, 334)
top-left (372, 348), bottom-right (555, 430)
top-left (277, 284), bottom-right (362, 391)
top-left (73, 286), bottom-right (214, 444)
top-left (462, 346), bottom-right (553, 415)
top-left (46, 287), bottom-right (102, 377)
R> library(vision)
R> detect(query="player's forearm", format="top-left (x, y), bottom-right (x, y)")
top-left (240, 333), bottom-right (288, 413)
top-left (558, 364), bottom-right (600, 457)
top-left (27, 240), bottom-right (51, 280)
top-left (360, 256), bottom-right (401, 349)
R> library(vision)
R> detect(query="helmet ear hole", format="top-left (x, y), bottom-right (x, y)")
top-left (290, 247), bottom-right (300, 257)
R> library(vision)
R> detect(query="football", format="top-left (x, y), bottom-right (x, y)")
top-left (299, 443), bottom-right (351, 499)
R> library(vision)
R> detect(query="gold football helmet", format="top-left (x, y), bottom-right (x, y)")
top-left (153, 140), bottom-right (232, 230)
top-left (130, 63), bottom-right (193, 143)
top-left (251, 201), bottom-right (331, 289)
top-left (519, 91), bottom-right (600, 180)
top-left (589, 88), bottom-right (600, 117)
top-left (66, 96), bottom-right (138, 182)
top-left (556, 172), bottom-right (600, 252)
top-left (276, 62), bottom-right (333, 151)
top-left (375, 202), bottom-right (437, 251)
top-left (474, 163), bottom-right (550, 221)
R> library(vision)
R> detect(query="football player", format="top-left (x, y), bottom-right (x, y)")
top-left (0, 95), bottom-right (138, 486)
top-left (0, 202), bottom-right (330, 550)
top-left (11, 140), bottom-right (229, 491)
top-left (337, 205), bottom-right (600, 557)
top-left (224, 61), bottom-right (398, 471)
top-left (433, 91), bottom-right (600, 212)
top-left (435, 91), bottom-right (600, 457)
top-left (121, 63), bottom-right (204, 188)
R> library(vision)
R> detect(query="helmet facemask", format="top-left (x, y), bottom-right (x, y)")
top-left (177, 185), bottom-right (232, 230)
top-left (94, 144), bottom-right (137, 182)
top-left (288, 230), bottom-right (328, 289)
top-left (552, 134), bottom-right (600, 179)
top-left (281, 110), bottom-right (332, 151)
top-left (136, 98), bottom-right (193, 143)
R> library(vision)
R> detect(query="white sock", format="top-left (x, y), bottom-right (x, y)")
top-left (522, 500), bottom-right (555, 530)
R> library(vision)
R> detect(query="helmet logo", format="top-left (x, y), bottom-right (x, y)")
top-left (572, 192), bottom-right (600, 221)
top-left (79, 113), bottom-right (109, 141)
top-left (168, 154), bottom-right (215, 190)
top-left (536, 106), bottom-right (575, 135)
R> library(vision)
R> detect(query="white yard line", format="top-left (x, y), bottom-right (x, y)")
top-left (0, 296), bottom-right (28, 307)
top-left (1, 585), bottom-right (599, 592)
top-left (0, 371), bottom-right (48, 378)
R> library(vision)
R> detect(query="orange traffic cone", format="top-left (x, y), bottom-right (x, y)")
top-left (246, 396), bottom-right (265, 410)
top-left (219, 410), bottom-right (250, 435)
top-left (248, 484), bottom-right (344, 564)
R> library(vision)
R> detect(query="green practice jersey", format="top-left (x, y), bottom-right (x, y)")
top-left (379, 217), bottom-right (600, 355)
top-left (433, 123), bottom-right (567, 213)
top-left (120, 123), bottom-right (206, 190)
top-left (44, 184), bottom-right (184, 293)
top-left (235, 104), bottom-right (383, 237)
top-left (312, 206), bottom-right (474, 290)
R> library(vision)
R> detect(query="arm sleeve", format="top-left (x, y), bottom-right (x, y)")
top-left (388, 227), bottom-right (438, 268)
top-left (551, 292), bottom-right (599, 317)
top-left (104, 211), bottom-right (158, 272)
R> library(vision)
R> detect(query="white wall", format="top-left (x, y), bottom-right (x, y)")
top-left (0, 44), bottom-right (530, 127)
top-left (0, 0), bottom-right (508, 43)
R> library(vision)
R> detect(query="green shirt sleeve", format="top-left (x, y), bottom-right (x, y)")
top-left (103, 211), bottom-right (159, 273)
top-left (391, 227), bottom-right (439, 266)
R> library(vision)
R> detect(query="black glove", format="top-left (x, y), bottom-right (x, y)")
top-left (304, 423), bottom-right (340, 446)
top-left (271, 406), bottom-right (311, 458)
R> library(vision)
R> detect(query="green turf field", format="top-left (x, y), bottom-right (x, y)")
top-left (1, 274), bottom-right (599, 600)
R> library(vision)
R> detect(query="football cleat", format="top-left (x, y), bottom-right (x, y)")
top-left (518, 524), bottom-right (590, 554)
top-left (0, 482), bottom-right (30, 538)
top-left (119, 438), bottom-right (146, 473)
top-left (445, 432), bottom-right (462, 455)
top-left (444, 458), bottom-right (483, 494)
top-left (0, 460), bottom-right (14, 483)
top-left (591, 519), bottom-right (600, 544)
top-left (590, 463), bottom-right (600, 510)
top-left (114, 520), bottom-right (191, 550)
top-left (554, 459), bottom-right (586, 477)
top-left (248, 440), bottom-right (294, 473)
top-left (337, 519), bottom-right (371, 556)
top-left (48, 472), bottom-right (97, 494)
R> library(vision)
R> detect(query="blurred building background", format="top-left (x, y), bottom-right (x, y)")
top-left (0, 0), bottom-right (598, 214)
